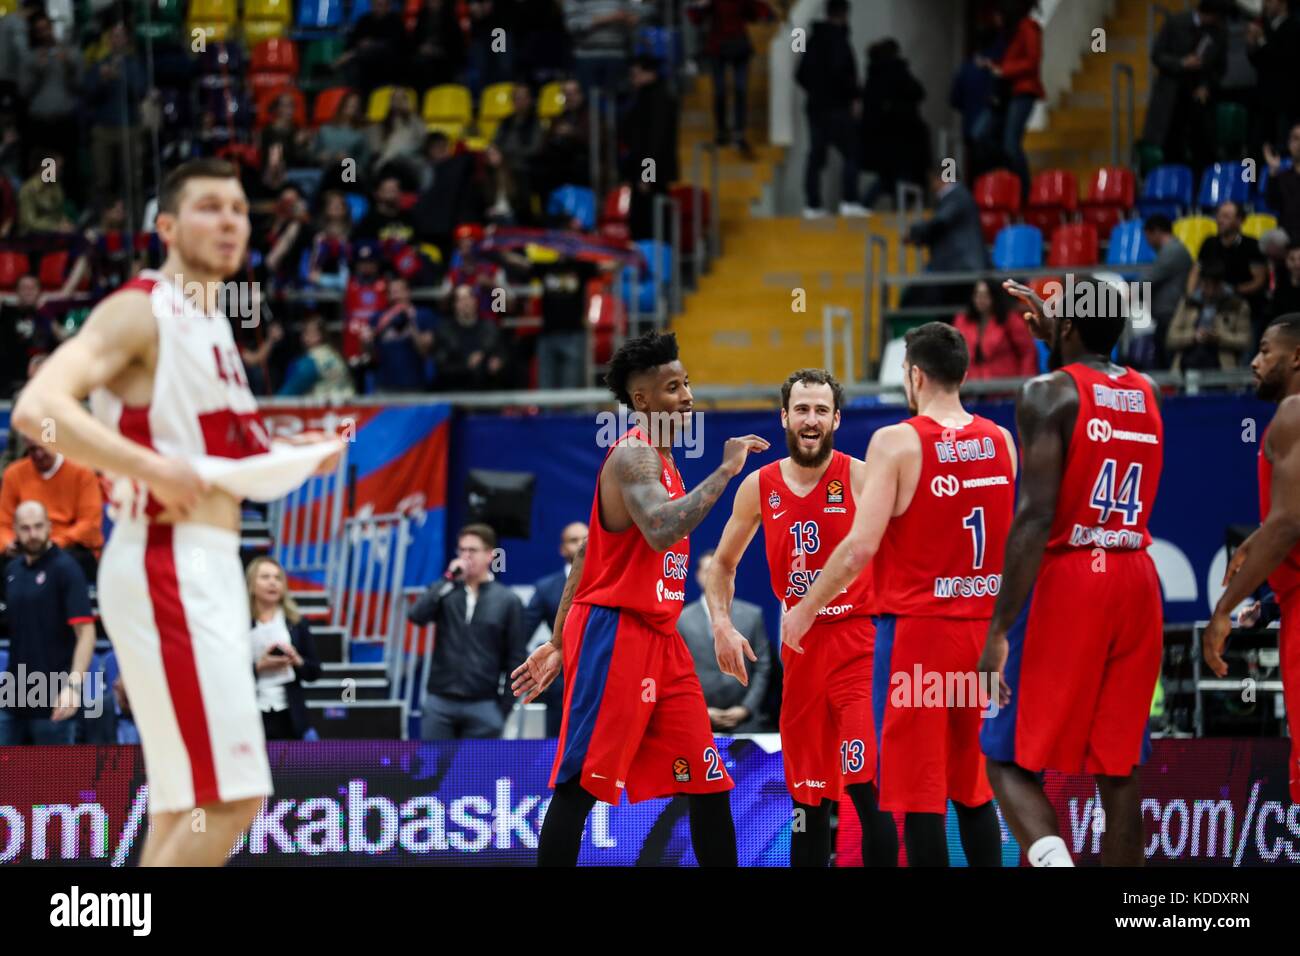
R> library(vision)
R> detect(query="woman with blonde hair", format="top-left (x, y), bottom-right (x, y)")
top-left (247, 556), bottom-right (322, 741)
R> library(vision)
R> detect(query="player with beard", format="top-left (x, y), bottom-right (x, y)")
top-left (705, 369), bottom-right (899, 867)
top-left (977, 278), bottom-right (1164, 867)
top-left (784, 325), bottom-right (1014, 867)
top-left (1205, 313), bottom-right (1300, 806)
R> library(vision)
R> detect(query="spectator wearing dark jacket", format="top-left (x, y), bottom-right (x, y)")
top-left (1142, 0), bottom-right (1228, 174)
top-left (408, 0), bottom-right (467, 90)
top-left (622, 55), bottom-right (679, 240)
top-left (18, 13), bottom-right (80, 199)
top-left (435, 284), bottom-right (511, 390)
top-left (1247, 0), bottom-right (1300, 156)
top-left (1266, 123), bottom-right (1300, 248)
top-left (950, 29), bottom-right (1008, 179)
top-left (686, 0), bottom-right (775, 157)
top-left (413, 133), bottom-right (484, 261)
top-left (83, 20), bottom-right (147, 225)
top-left (796, 0), bottom-right (866, 218)
top-left (980, 0), bottom-right (1043, 201)
top-left (860, 38), bottom-right (930, 211)
top-left (247, 557), bottom-right (322, 742)
top-left (486, 84), bottom-right (545, 224)
top-left (338, 0), bottom-right (406, 94)
top-left (903, 169), bottom-right (989, 306)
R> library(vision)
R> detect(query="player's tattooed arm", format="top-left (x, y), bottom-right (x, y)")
top-left (549, 540), bottom-right (587, 651)
top-left (613, 435), bottom-right (768, 551)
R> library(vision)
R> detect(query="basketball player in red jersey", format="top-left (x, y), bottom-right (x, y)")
top-left (1205, 313), bottom-right (1300, 805)
top-left (13, 159), bottom-right (340, 866)
top-left (510, 331), bottom-right (769, 866)
top-left (978, 277), bottom-right (1164, 867)
top-left (785, 324), bottom-right (1014, 867)
top-left (705, 368), bottom-right (898, 866)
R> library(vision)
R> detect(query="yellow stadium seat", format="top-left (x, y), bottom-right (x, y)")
top-left (366, 85), bottom-right (417, 123)
top-left (1242, 212), bottom-right (1279, 241)
top-left (425, 121), bottom-right (465, 140)
top-left (189, 0), bottom-right (237, 22)
top-left (538, 81), bottom-right (565, 121)
top-left (245, 0), bottom-right (293, 24)
top-left (244, 20), bottom-right (286, 43)
top-left (477, 82), bottom-right (514, 140)
top-left (1173, 215), bottom-right (1217, 259)
top-left (0, 0), bottom-right (16, 16)
top-left (462, 136), bottom-right (490, 152)
top-left (422, 84), bottom-right (472, 126)
top-left (189, 21), bottom-right (232, 42)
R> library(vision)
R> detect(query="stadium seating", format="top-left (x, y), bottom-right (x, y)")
top-left (599, 185), bottom-right (631, 241)
top-left (538, 81), bottom-right (566, 123)
top-left (478, 83), bottom-right (515, 140)
top-left (991, 224), bottom-right (1043, 270)
top-left (1081, 166), bottom-right (1136, 237)
top-left (345, 193), bottom-right (369, 222)
top-left (1173, 214), bottom-right (1217, 258)
top-left (1137, 164), bottom-right (1193, 219)
top-left (1242, 212), bottom-right (1279, 241)
top-left (249, 37), bottom-right (300, 92)
top-left (1105, 220), bottom-right (1156, 267)
top-left (1215, 102), bottom-right (1248, 159)
top-left (670, 183), bottom-right (709, 256)
top-left (188, 0), bottom-right (237, 42)
top-left (623, 240), bottom-right (672, 315)
top-left (1023, 169), bottom-right (1077, 234)
top-left (136, 0), bottom-right (185, 42)
top-left (1136, 142), bottom-right (1164, 177)
top-left (423, 84), bottom-right (473, 138)
top-left (1048, 223), bottom-right (1098, 267)
top-left (312, 85), bottom-right (351, 126)
top-left (367, 86), bottom-right (418, 123)
top-left (1197, 161), bottom-right (1252, 212)
top-left (0, 251), bottom-right (31, 289)
top-left (351, 0), bottom-right (372, 23)
top-left (547, 185), bottom-right (597, 231)
top-left (296, 0), bottom-right (344, 31)
top-left (973, 169), bottom-right (1022, 245)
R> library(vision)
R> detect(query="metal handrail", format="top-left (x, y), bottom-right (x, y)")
top-left (692, 141), bottom-right (722, 267)
top-left (863, 233), bottom-right (888, 379)
top-left (822, 305), bottom-right (854, 384)
top-left (1112, 62), bottom-right (1136, 167)
top-left (653, 193), bottom-right (684, 317)
top-left (895, 182), bottom-right (925, 274)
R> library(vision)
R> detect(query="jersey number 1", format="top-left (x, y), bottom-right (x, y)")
top-left (962, 507), bottom-right (986, 570)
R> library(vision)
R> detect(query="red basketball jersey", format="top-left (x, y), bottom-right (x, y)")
top-left (1045, 363), bottom-right (1163, 553)
top-left (874, 415), bottom-right (1015, 619)
top-left (573, 427), bottom-right (691, 632)
top-left (758, 450), bottom-right (873, 624)
top-left (1260, 423), bottom-right (1300, 603)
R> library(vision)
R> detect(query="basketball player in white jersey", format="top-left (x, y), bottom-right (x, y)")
top-left (12, 159), bottom-right (340, 866)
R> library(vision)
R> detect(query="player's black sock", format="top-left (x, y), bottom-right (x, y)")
top-left (847, 783), bottom-right (899, 867)
top-left (954, 799), bottom-right (1001, 867)
top-left (687, 791), bottom-right (738, 866)
top-left (903, 812), bottom-right (949, 867)
top-left (789, 799), bottom-right (833, 867)
top-left (536, 778), bottom-right (597, 867)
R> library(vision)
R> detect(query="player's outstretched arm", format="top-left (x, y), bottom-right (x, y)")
top-left (783, 436), bottom-right (900, 651)
top-left (706, 472), bottom-right (762, 685)
top-left (981, 376), bottom-right (1070, 684)
top-left (511, 540), bottom-right (586, 703)
top-left (1205, 396), bottom-right (1300, 675)
top-left (11, 291), bottom-right (207, 514)
top-left (613, 434), bottom-right (769, 552)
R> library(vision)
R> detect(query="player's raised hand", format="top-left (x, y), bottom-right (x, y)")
top-left (511, 642), bottom-right (561, 703)
top-left (721, 435), bottom-right (770, 477)
top-left (977, 631), bottom-right (1012, 707)
top-left (1202, 611), bottom-right (1233, 678)
top-left (781, 605), bottom-right (812, 653)
top-left (148, 457), bottom-right (209, 518)
top-left (714, 624), bottom-right (757, 686)
top-left (1003, 279), bottom-right (1053, 342)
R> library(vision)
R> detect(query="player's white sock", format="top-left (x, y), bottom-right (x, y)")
top-left (1027, 835), bottom-right (1074, 867)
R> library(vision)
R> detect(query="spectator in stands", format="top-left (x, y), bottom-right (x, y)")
top-left (263, 186), bottom-right (314, 289)
top-left (408, 0), bottom-right (468, 90)
top-left (247, 557), bottom-right (321, 742)
top-left (83, 18), bottom-right (147, 226)
top-left (0, 501), bottom-right (96, 745)
top-left (796, 0), bottom-right (866, 219)
top-left (523, 520), bottom-right (588, 736)
top-left (355, 175), bottom-right (415, 245)
top-left (409, 523), bottom-right (526, 740)
top-left (258, 93), bottom-right (313, 170)
top-left (1265, 122), bottom-right (1300, 244)
top-left (370, 89), bottom-right (426, 191)
top-left (304, 190), bottom-right (353, 291)
top-left (534, 106), bottom-right (591, 203)
top-left (623, 54), bottom-right (680, 239)
top-left (315, 91), bottom-right (371, 194)
top-left (1143, 213), bottom-right (1195, 368)
top-left (1188, 200), bottom-right (1269, 341)
top-left (0, 1), bottom-right (39, 108)
top-left (1261, 227), bottom-right (1292, 287)
top-left (237, 312), bottom-right (290, 397)
top-left (434, 283), bottom-right (510, 390)
top-left (514, 0), bottom-right (575, 87)
top-left (1272, 242), bottom-right (1300, 318)
top-left (678, 550), bottom-right (771, 733)
top-left (0, 435), bottom-right (105, 581)
top-left (18, 12), bottom-right (81, 200)
top-left (535, 253), bottom-right (606, 389)
top-left (338, 0), bottom-right (406, 94)
top-left (342, 241), bottom-right (389, 389)
top-left (860, 38), bottom-right (931, 212)
top-left (486, 84), bottom-right (545, 223)
top-left (465, 0), bottom-right (517, 96)
top-left (979, 0), bottom-right (1043, 201)
top-left (564, 0), bottom-right (645, 100)
top-left (950, 26), bottom-right (1008, 180)
top-left (17, 152), bottom-right (74, 235)
top-left (687, 0), bottom-right (775, 160)
top-left (903, 166), bottom-right (989, 306)
top-left (1167, 258), bottom-right (1252, 371)
top-left (952, 279), bottom-right (1037, 379)
top-left (278, 315), bottom-right (357, 398)
top-left (1143, 0), bottom-right (1228, 174)
top-left (60, 198), bottom-right (144, 301)
top-left (1247, 0), bottom-right (1300, 157)
top-left (447, 223), bottom-right (509, 320)
top-left (0, 274), bottom-right (60, 398)
top-left (0, 108), bottom-right (22, 190)
top-left (413, 133), bottom-right (485, 262)
top-left (370, 275), bottom-right (436, 392)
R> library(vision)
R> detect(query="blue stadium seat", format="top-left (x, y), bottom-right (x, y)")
top-left (991, 224), bottom-right (1043, 270)
top-left (345, 193), bottom-right (369, 222)
top-left (1105, 219), bottom-right (1155, 267)
top-left (1197, 161), bottom-right (1252, 212)
top-left (296, 0), bottom-right (343, 30)
top-left (1257, 159), bottom-right (1294, 215)
top-left (622, 240), bottom-right (672, 314)
top-left (546, 185), bottom-right (597, 232)
top-left (350, 0), bottom-right (371, 23)
top-left (1136, 164), bottom-right (1193, 220)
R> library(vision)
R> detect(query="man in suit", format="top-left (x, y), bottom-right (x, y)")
top-left (678, 550), bottom-right (771, 733)
top-left (1142, 0), bottom-right (1228, 174)
top-left (523, 521), bottom-right (588, 736)
top-left (1248, 0), bottom-right (1300, 158)
top-left (903, 167), bottom-right (989, 307)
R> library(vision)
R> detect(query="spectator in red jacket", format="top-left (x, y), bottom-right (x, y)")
top-left (952, 279), bottom-right (1038, 380)
top-left (686, 0), bottom-right (775, 160)
top-left (978, 0), bottom-right (1043, 201)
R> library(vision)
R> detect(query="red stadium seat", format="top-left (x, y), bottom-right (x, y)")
top-left (973, 169), bottom-right (1022, 213)
top-left (1024, 169), bottom-right (1078, 234)
top-left (403, 0), bottom-right (420, 30)
top-left (978, 209), bottom-right (1011, 245)
top-left (599, 185), bottom-right (631, 241)
top-left (312, 86), bottom-right (352, 127)
top-left (1080, 166), bottom-right (1136, 237)
top-left (0, 251), bottom-right (29, 289)
top-left (669, 184), bottom-right (709, 255)
top-left (38, 251), bottom-right (70, 289)
top-left (256, 86), bottom-right (307, 128)
top-left (1047, 222), bottom-right (1099, 267)
top-left (249, 37), bottom-right (299, 76)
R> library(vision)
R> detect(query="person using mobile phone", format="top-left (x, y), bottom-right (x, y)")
top-left (249, 556), bottom-right (322, 741)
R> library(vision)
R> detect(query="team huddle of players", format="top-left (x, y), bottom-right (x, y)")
top-left (515, 275), bottom-right (1300, 868)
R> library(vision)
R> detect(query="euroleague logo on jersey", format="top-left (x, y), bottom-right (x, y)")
top-left (826, 479), bottom-right (844, 504)
top-left (1086, 418), bottom-right (1113, 443)
top-left (930, 474), bottom-right (960, 497)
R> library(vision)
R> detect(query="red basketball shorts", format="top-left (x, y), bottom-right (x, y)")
top-left (1278, 590), bottom-right (1300, 803)
top-left (549, 602), bottom-right (734, 805)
